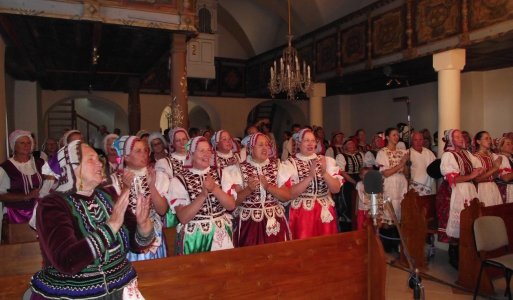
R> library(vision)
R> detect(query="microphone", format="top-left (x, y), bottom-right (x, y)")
top-left (363, 170), bottom-right (384, 226)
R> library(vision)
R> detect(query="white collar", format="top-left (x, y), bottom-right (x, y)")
top-left (127, 167), bottom-right (147, 177)
top-left (216, 150), bottom-right (233, 159)
top-left (296, 153), bottom-right (316, 161)
top-left (190, 166), bottom-right (210, 175)
top-left (171, 152), bottom-right (187, 161)
top-left (247, 156), bottom-right (269, 167)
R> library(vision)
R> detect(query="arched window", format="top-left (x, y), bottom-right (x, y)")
top-left (198, 6), bottom-right (212, 33)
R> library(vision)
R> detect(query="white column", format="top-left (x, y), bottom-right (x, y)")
top-left (308, 82), bottom-right (325, 127)
top-left (433, 49), bottom-right (466, 157)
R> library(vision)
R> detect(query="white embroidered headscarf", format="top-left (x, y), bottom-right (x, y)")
top-left (60, 129), bottom-right (81, 147)
top-left (168, 127), bottom-right (189, 153)
top-left (147, 132), bottom-right (168, 153)
top-left (241, 133), bottom-right (269, 156)
top-left (183, 136), bottom-right (209, 168)
top-left (8, 130), bottom-right (34, 154)
top-left (52, 140), bottom-right (82, 194)
top-left (102, 133), bottom-right (119, 154)
top-left (112, 136), bottom-right (140, 168)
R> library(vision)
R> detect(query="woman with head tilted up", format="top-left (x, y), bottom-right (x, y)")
top-left (0, 130), bottom-right (44, 227)
top-left (167, 137), bottom-right (236, 255)
top-left (375, 127), bottom-right (409, 222)
top-left (30, 140), bottom-right (154, 299)
top-left (436, 129), bottom-right (482, 269)
top-left (473, 131), bottom-right (503, 206)
top-left (222, 133), bottom-right (292, 247)
top-left (279, 128), bottom-right (343, 239)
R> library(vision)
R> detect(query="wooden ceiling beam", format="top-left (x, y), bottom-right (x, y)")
top-left (0, 15), bottom-right (38, 78)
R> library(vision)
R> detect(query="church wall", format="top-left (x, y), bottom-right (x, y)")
top-left (461, 71), bottom-right (485, 136)
top-left (482, 67), bottom-right (513, 138)
top-left (217, 23), bottom-right (250, 59)
top-left (28, 66), bottom-right (513, 144)
top-left (13, 81), bottom-right (40, 141)
top-left (325, 82), bottom-right (438, 139)
top-left (323, 66), bottom-right (513, 142)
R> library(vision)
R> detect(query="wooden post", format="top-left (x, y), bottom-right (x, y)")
top-left (128, 77), bottom-right (141, 135)
top-left (171, 33), bottom-right (189, 129)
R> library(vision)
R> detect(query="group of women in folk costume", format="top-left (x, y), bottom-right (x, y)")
top-left (165, 128), bottom-right (343, 254)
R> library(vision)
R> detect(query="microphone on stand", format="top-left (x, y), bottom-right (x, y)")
top-left (363, 170), bottom-right (384, 226)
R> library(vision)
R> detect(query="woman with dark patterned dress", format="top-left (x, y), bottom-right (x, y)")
top-left (211, 130), bottom-right (241, 176)
top-left (279, 128), bottom-right (343, 239)
top-left (355, 129), bottom-right (371, 153)
top-left (0, 130), bottom-right (44, 226)
top-left (497, 137), bottom-right (513, 203)
top-left (30, 140), bottom-right (154, 299)
top-left (222, 133), bottom-right (292, 247)
top-left (436, 129), bottom-right (482, 269)
top-left (154, 127), bottom-right (189, 227)
top-left (364, 132), bottom-right (385, 170)
top-left (167, 137), bottom-right (236, 255)
top-left (110, 136), bottom-right (168, 261)
top-left (325, 132), bottom-right (344, 159)
top-left (335, 139), bottom-right (364, 230)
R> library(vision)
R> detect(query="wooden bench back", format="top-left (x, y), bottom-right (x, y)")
top-left (0, 228), bottom-right (385, 299)
top-left (457, 199), bottom-right (513, 295)
top-left (400, 190), bottom-right (436, 269)
top-left (0, 241), bottom-right (42, 277)
top-left (1, 222), bottom-right (37, 244)
top-left (133, 228), bottom-right (386, 300)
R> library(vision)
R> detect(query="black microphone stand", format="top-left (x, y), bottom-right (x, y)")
top-left (383, 201), bottom-right (424, 300)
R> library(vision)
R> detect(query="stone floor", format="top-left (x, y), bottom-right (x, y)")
top-left (385, 248), bottom-right (509, 299)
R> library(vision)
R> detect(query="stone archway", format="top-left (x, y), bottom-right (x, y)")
top-left (246, 100), bottom-right (307, 150)
top-left (188, 105), bottom-right (212, 130)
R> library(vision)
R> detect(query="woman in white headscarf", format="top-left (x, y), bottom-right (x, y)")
top-left (222, 133), bottom-right (292, 247)
top-left (30, 140), bottom-right (153, 299)
top-left (109, 135), bottom-right (168, 261)
top-left (167, 136), bottom-right (236, 255)
top-left (154, 127), bottom-right (189, 227)
top-left (0, 130), bottom-right (44, 225)
top-left (436, 129), bottom-right (482, 269)
top-left (278, 128), bottom-right (343, 240)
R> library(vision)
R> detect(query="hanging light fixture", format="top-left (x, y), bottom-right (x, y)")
top-left (269, 0), bottom-right (312, 100)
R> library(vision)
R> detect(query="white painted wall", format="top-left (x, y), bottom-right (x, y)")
top-left (324, 82), bottom-right (438, 140)
top-left (217, 23), bottom-right (250, 59)
top-left (482, 67), bottom-right (513, 138)
top-left (323, 67), bottom-right (513, 142)
top-left (13, 81), bottom-right (41, 141)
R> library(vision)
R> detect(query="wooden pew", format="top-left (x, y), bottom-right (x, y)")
top-left (399, 190), bottom-right (436, 270)
top-left (133, 227), bottom-right (386, 299)
top-left (1, 222), bottom-right (37, 244)
top-left (0, 241), bottom-right (42, 299)
top-left (457, 199), bottom-right (513, 295)
top-left (0, 227), bottom-right (386, 299)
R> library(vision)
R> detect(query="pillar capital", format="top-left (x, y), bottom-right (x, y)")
top-left (433, 48), bottom-right (466, 72)
top-left (308, 82), bottom-right (326, 98)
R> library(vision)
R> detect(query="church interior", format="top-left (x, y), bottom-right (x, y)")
top-left (1, 0), bottom-right (513, 299)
